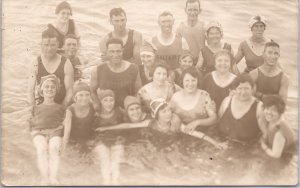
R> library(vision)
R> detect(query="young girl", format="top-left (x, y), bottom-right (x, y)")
top-left (93, 89), bottom-right (124, 185)
top-left (30, 74), bottom-right (65, 185)
top-left (259, 95), bottom-right (295, 158)
top-left (63, 81), bottom-right (95, 149)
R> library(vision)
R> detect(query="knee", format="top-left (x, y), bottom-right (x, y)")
top-left (49, 140), bottom-right (62, 156)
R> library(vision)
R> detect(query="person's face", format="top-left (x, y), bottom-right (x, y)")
top-left (215, 54), bottom-right (231, 73)
top-left (158, 15), bottom-right (174, 34)
top-left (180, 56), bottom-right (193, 70)
top-left (183, 73), bottom-right (198, 93)
top-left (41, 37), bottom-right (58, 58)
top-left (236, 82), bottom-right (253, 101)
top-left (107, 43), bottom-right (123, 65)
top-left (101, 96), bottom-right (115, 112)
top-left (110, 13), bottom-right (127, 32)
top-left (185, 2), bottom-right (201, 20)
top-left (42, 80), bottom-right (57, 98)
top-left (56, 8), bottom-right (71, 23)
top-left (263, 105), bottom-right (281, 123)
top-left (263, 46), bottom-right (280, 67)
top-left (251, 22), bottom-right (265, 38)
top-left (74, 91), bottom-right (91, 106)
top-left (207, 27), bottom-right (222, 44)
top-left (127, 104), bottom-right (143, 123)
top-left (153, 67), bottom-right (168, 85)
top-left (64, 38), bottom-right (78, 57)
top-left (158, 105), bottom-right (172, 123)
top-left (140, 52), bottom-right (155, 68)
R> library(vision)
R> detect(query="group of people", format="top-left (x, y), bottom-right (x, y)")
top-left (26, 0), bottom-right (295, 185)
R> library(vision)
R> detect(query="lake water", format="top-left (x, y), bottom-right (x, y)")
top-left (1, 0), bottom-right (298, 186)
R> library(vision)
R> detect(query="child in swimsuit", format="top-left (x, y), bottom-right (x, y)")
top-left (29, 74), bottom-right (65, 185)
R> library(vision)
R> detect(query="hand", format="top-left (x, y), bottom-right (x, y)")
top-left (260, 137), bottom-right (268, 150)
top-left (215, 141), bottom-right (228, 150)
top-left (184, 122), bottom-right (198, 134)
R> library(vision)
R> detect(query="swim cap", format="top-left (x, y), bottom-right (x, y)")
top-left (150, 98), bottom-right (168, 118)
top-left (39, 74), bottom-right (61, 96)
top-left (206, 21), bottom-right (223, 37)
top-left (73, 81), bottom-right (90, 97)
top-left (140, 41), bottom-right (157, 55)
top-left (124, 96), bottom-right (141, 112)
top-left (97, 89), bottom-right (115, 101)
top-left (248, 15), bottom-right (267, 29)
top-left (55, 1), bottom-right (72, 15)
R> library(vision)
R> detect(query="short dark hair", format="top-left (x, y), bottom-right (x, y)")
top-left (63, 34), bottom-right (79, 44)
top-left (233, 73), bottom-right (254, 88)
top-left (109, 8), bottom-right (126, 19)
top-left (181, 67), bottom-right (199, 85)
top-left (264, 40), bottom-right (280, 51)
top-left (106, 38), bottom-right (123, 48)
top-left (151, 61), bottom-right (169, 77)
top-left (158, 11), bottom-right (174, 19)
top-left (185, 0), bottom-right (201, 9)
top-left (262, 95), bottom-right (286, 114)
top-left (42, 27), bottom-right (59, 40)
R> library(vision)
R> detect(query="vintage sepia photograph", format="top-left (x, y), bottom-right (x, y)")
top-left (1, 0), bottom-right (298, 186)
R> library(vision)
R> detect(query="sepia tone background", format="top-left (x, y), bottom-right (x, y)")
top-left (1, 0), bottom-right (298, 185)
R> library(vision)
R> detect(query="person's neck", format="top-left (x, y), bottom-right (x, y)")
top-left (215, 71), bottom-right (231, 78)
top-left (75, 103), bottom-right (90, 111)
top-left (43, 97), bottom-right (55, 105)
top-left (114, 28), bottom-right (127, 37)
top-left (152, 81), bottom-right (167, 89)
top-left (187, 17), bottom-right (198, 27)
top-left (261, 63), bottom-right (276, 73)
top-left (55, 20), bottom-right (68, 27)
top-left (235, 95), bottom-right (254, 104)
top-left (183, 89), bottom-right (198, 97)
top-left (208, 41), bottom-right (222, 48)
top-left (109, 61), bottom-right (124, 71)
top-left (251, 35), bottom-right (265, 43)
top-left (42, 54), bottom-right (58, 62)
top-left (101, 108), bottom-right (115, 116)
top-left (66, 54), bottom-right (76, 60)
top-left (161, 32), bottom-right (173, 40)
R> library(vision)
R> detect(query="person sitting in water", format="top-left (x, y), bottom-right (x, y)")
top-left (29, 75), bottom-right (65, 185)
top-left (249, 41), bottom-right (289, 103)
top-left (139, 41), bottom-right (157, 85)
top-left (235, 15), bottom-right (270, 73)
top-left (27, 27), bottom-right (74, 107)
top-left (152, 11), bottom-right (190, 70)
top-left (48, 1), bottom-right (79, 53)
top-left (62, 81), bottom-right (95, 149)
top-left (93, 89), bottom-right (124, 185)
top-left (176, 0), bottom-right (206, 64)
top-left (258, 95), bottom-right (295, 158)
top-left (218, 73), bottom-right (263, 144)
top-left (99, 7), bottom-right (143, 64)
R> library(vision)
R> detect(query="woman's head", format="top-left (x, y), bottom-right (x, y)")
top-left (179, 50), bottom-right (194, 70)
top-left (73, 81), bottom-right (90, 106)
top-left (233, 73), bottom-right (254, 101)
top-left (97, 89), bottom-right (115, 112)
top-left (262, 95), bottom-right (285, 122)
top-left (150, 98), bottom-right (172, 122)
top-left (151, 62), bottom-right (169, 85)
top-left (206, 21), bottom-right (223, 44)
top-left (248, 15), bottom-right (266, 37)
top-left (55, 1), bottom-right (72, 23)
top-left (39, 74), bottom-right (60, 98)
top-left (124, 96), bottom-right (143, 123)
top-left (214, 49), bottom-right (233, 73)
top-left (181, 67), bottom-right (199, 93)
top-left (140, 41), bottom-right (156, 68)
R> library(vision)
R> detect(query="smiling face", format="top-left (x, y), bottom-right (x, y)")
top-left (107, 43), bottom-right (123, 65)
top-left (74, 91), bottom-right (91, 106)
top-left (215, 54), bottom-right (231, 73)
top-left (180, 56), bottom-right (193, 70)
top-left (110, 13), bottom-right (127, 32)
top-left (101, 96), bottom-right (115, 113)
top-left (41, 37), bottom-right (58, 58)
top-left (64, 38), bottom-right (78, 57)
top-left (263, 105), bottom-right (281, 123)
top-left (207, 27), bottom-right (222, 44)
top-left (41, 80), bottom-right (57, 98)
top-left (263, 46), bottom-right (280, 67)
top-left (185, 1), bottom-right (201, 20)
top-left (56, 8), bottom-right (71, 23)
top-left (183, 73), bottom-right (198, 93)
top-left (153, 66), bottom-right (168, 86)
top-left (251, 22), bottom-right (265, 38)
top-left (235, 82), bottom-right (253, 101)
top-left (127, 104), bottom-right (143, 123)
top-left (158, 15), bottom-right (174, 34)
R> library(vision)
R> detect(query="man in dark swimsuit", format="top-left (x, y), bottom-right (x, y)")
top-left (28, 28), bottom-right (74, 106)
top-left (249, 41), bottom-right (289, 103)
top-left (99, 8), bottom-right (143, 65)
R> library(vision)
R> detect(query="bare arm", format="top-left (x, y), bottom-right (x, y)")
top-left (27, 59), bottom-right (38, 107)
top-left (260, 132), bottom-right (286, 158)
top-left (279, 74), bottom-right (289, 103)
top-left (90, 66), bottom-right (100, 111)
top-left (95, 119), bottom-right (151, 132)
top-left (249, 69), bottom-right (261, 99)
top-left (63, 109), bottom-right (72, 147)
top-left (63, 60), bottom-right (74, 106)
top-left (135, 70), bottom-right (142, 93)
top-left (131, 31), bottom-right (143, 64)
top-left (234, 43), bottom-right (244, 65)
top-left (196, 50), bottom-right (204, 71)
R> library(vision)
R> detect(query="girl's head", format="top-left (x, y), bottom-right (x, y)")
top-left (151, 62), bottom-right (169, 85)
top-left (262, 95), bottom-right (285, 122)
top-left (39, 74), bottom-right (60, 98)
top-left (214, 49), bottom-right (233, 73)
top-left (73, 81), bottom-right (91, 106)
top-left (206, 21), bottom-right (223, 43)
top-left (97, 89), bottom-right (115, 112)
top-left (181, 67), bottom-right (199, 93)
top-left (179, 50), bottom-right (194, 70)
top-left (140, 41), bottom-right (156, 68)
top-left (124, 96), bottom-right (143, 123)
top-left (55, 1), bottom-right (72, 23)
top-left (150, 98), bottom-right (172, 122)
top-left (248, 15), bottom-right (266, 38)
top-left (233, 73), bottom-right (254, 101)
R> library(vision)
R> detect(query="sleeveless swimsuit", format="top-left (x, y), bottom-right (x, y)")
top-left (256, 68), bottom-right (283, 95)
top-left (239, 40), bottom-right (264, 72)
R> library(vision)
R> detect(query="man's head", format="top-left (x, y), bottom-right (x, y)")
top-left (109, 8), bottom-right (127, 32)
top-left (106, 38), bottom-right (124, 64)
top-left (158, 11), bottom-right (174, 34)
top-left (263, 41), bottom-right (280, 67)
top-left (41, 28), bottom-right (59, 58)
top-left (63, 34), bottom-right (79, 57)
top-left (185, 0), bottom-right (201, 19)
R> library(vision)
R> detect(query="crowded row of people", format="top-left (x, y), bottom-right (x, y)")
top-left (26, 0), bottom-right (294, 185)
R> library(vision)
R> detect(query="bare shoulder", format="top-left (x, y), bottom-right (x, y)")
top-left (281, 72), bottom-right (289, 83)
top-left (249, 68), bottom-right (259, 80)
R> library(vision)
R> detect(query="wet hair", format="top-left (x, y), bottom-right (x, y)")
top-left (150, 61), bottom-right (169, 77)
top-left (264, 40), bottom-right (280, 51)
top-left (214, 49), bottom-right (234, 68)
top-left (262, 95), bottom-right (286, 114)
top-left (181, 67), bottom-right (199, 84)
top-left (158, 11), bottom-right (174, 19)
top-left (42, 27), bottom-right (59, 40)
top-left (185, 0), bottom-right (201, 9)
top-left (63, 34), bottom-right (79, 44)
top-left (109, 8), bottom-right (126, 19)
top-left (106, 38), bottom-right (124, 48)
top-left (233, 73), bottom-right (254, 88)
